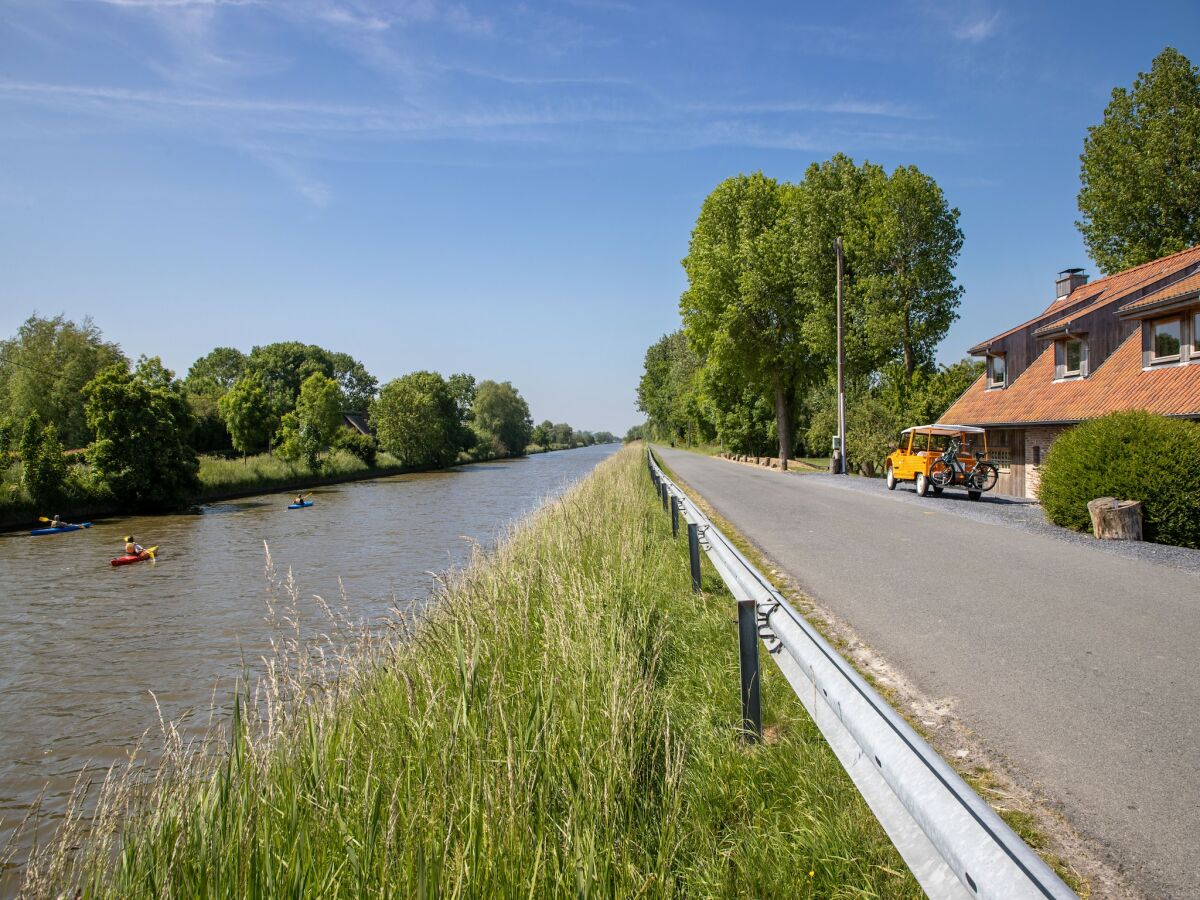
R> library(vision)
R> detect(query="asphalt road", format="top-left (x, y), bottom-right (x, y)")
top-left (657, 447), bottom-right (1200, 900)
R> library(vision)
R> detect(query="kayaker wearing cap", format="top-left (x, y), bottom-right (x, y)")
top-left (123, 535), bottom-right (145, 556)
top-left (49, 515), bottom-right (63, 529)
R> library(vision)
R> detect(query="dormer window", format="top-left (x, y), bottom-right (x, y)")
top-left (1152, 318), bottom-right (1182, 363)
top-left (1057, 338), bottom-right (1087, 379)
top-left (987, 354), bottom-right (1005, 389)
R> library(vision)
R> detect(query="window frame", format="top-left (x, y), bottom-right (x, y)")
top-left (1063, 338), bottom-right (1084, 377)
top-left (1151, 317), bottom-right (1183, 364)
top-left (987, 353), bottom-right (1006, 389)
top-left (1193, 311), bottom-right (1200, 359)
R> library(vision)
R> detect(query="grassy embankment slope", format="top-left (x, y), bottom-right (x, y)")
top-left (25, 444), bottom-right (917, 897)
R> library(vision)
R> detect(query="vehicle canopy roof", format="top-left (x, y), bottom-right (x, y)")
top-left (901, 423), bottom-right (986, 436)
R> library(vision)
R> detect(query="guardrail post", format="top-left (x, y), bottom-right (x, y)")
top-left (737, 599), bottom-right (762, 742)
top-left (660, 482), bottom-right (669, 511)
top-left (670, 496), bottom-right (679, 537)
top-left (688, 523), bottom-right (701, 593)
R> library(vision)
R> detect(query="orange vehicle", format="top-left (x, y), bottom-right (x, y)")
top-left (884, 424), bottom-right (998, 500)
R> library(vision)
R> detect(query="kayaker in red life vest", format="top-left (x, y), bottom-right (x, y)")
top-left (123, 535), bottom-right (145, 556)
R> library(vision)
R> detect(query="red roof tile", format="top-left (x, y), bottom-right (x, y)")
top-left (1117, 270), bottom-right (1200, 314)
top-left (940, 332), bottom-right (1200, 426)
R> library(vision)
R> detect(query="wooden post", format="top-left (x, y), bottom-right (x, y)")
top-left (1087, 497), bottom-right (1143, 541)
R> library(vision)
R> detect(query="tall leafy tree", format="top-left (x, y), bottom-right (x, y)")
top-left (330, 352), bottom-right (378, 410)
top-left (680, 172), bottom-right (813, 468)
top-left (84, 357), bottom-right (199, 510)
top-left (278, 372), bottom-right (343, 469)
top-left (24, 422), bottom-right (67, 508)
top-left (852, 165), bottom-right (964, 383)
top-left (183, 347), bottom-right (247, 398)
top-left (472, 380), bottom-right (533, 455)
top-left (0, 314), bottom-right (126, 448)
top-left (1078, 46), bottom-right (1200, 273)
top-left (531, 420), bottom-right (554, 447)
top-left (372, 371), bottom-right (461, 468)
top-left (637, 331), bottom-right (707, 444)
top-left (219, 371), bottom-right (276, 456)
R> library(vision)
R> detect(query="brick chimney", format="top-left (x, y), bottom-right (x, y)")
top-left (1056, 267), bottom-right (1088, 299)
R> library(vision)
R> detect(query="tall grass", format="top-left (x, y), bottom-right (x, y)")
top-left (196, 448), bottom-right (406, 495)
top-left (19, 445), bottom-right (917, 897)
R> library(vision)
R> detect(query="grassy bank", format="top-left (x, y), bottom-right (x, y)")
top-left (196, 448), bottom-right (408, 497)
top-left (20, 445), bottom-right (917, 898)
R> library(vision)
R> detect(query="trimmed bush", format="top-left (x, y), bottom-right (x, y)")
top-left (338, 429), bottom-right (378, 467)
top-left (1038, 411), bottom-right (1200, 547)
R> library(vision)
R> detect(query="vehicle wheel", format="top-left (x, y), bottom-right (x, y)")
top-left (929, 459), bottom-right (953, 488)
top-left (932, 485), bottom-right (943, 495)
top-left (969, 463), bottom-right (1000, 492)
top-left (968, 490), bottom-right (982, 501)
top-left (886, 464), bottom-right (897, 490)
top-left (915, 472), bottom-right (929, 497)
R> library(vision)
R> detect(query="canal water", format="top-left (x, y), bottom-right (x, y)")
top-left (0, 443), bottom-right (618, 865)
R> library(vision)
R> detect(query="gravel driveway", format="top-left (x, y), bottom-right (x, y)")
top-left (657, 446), bottom-right (1200, 899)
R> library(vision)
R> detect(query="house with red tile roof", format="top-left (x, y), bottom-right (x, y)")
top-left (939, 244), bottom-right (1200, 498)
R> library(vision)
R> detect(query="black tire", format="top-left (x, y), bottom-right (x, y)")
top-left (932, 485), bottom-right (944, 495)
top-left (915, 472), bottom-right (929, 497)
top-left (929, 459), bottom-right (954, 488)
top-left (969, 463), bottom-right (999, 493)
top-left (886, 464), bottom-right (897, 490)
top-left (968, 490), bottom-right (982, 501)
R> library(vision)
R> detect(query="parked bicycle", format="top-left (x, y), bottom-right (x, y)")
top-left (929, 437), bottom-right (999, 495)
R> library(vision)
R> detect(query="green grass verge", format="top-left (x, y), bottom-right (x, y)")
top-left (21, 445), bottom-right (918, 897)
top-left (196, 448), bottom-right (407, 496)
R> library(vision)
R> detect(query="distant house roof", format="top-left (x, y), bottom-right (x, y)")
top-left (343, 412), bottom-right (372, 435)
top-left (941, 332), bottom-right (1200, 426)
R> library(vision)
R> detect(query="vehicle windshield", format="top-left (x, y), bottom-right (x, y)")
top-left (913, 431), bottom-right (983, 455)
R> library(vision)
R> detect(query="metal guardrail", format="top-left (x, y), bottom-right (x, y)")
top-left (646, 448), bottom-right (1077, 900)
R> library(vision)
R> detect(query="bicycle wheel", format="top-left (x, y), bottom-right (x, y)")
top-left (929, 460), bottom-right (954, 487)
top-left (969, 463), bottom-right (999, 492)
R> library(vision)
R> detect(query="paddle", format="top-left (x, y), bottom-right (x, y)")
top-left (144, 546), bottom-right (158, 560)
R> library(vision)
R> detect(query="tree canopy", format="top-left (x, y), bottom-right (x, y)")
top-left (371, 371), bottom-right (463, 468)
top-left (278, 372), bottom-right (344, 469)
top-left (184, 347), bottom-right (247, 398)
top-left (472, 380), bottom-right (533, 455)
top-left (84, 357), bottom-right (199, 510)
top-left (0, 314), bottom-right (127, 449)
top-left (1078, 46), bottom-right (1200, 273)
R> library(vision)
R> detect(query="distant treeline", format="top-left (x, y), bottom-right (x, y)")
top-left (0, 314), bottom-right (613, 515)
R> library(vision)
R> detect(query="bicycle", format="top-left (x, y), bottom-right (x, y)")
top-left (928, 437), bottom-right (999, 498)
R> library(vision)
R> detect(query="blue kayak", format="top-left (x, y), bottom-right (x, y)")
top-left (287, 500), bottom-right (313, 509)
top-left (31, 522), bottom-right (92, 536)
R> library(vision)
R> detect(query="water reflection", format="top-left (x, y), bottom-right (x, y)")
top-left (0, 444), bottom-right (618, 862)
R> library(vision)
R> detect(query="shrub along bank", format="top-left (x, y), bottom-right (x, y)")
top-left (26, 445), bottom-right (918, 898)
top-left (1038, 410), bottom-right (1200, 548)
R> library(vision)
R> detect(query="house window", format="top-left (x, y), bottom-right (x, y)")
top-left (1064, 339), bottom-right (1083, 376)
top-left (1152, 318), bottom-right (1182, 362)
top-left (988, 354), bottom-right (1005, 388)
top-left (1193, 312), bottom-right (1200, 357)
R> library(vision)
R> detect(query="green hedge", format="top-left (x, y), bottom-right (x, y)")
top-left (1038, 411), bottom-right (1200, 547)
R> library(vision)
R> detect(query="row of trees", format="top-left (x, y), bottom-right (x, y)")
top-left (640, 156), bottom-right (970, 468)
top-left (1, 315), bottom-right (611, 512)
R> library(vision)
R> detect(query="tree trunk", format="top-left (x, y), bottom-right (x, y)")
top-left (773, 375), bottom-right (791, 471)
top-left (1087, 497), bottom-right (1143, 541)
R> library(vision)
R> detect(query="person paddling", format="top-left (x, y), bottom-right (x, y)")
top-left (49, 515), bottom-right (63, 529)
top-left (123, 535), bottom-right (145, 557)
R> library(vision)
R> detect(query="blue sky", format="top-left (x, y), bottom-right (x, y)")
top-left (2, 1), bottom-right (1197, 433)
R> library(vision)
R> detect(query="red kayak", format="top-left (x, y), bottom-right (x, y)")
top-left (110, 546), bottom-right (158, 567)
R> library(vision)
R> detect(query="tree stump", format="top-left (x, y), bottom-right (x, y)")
top-left (859, 461), bottom-right (875, 477)
top-left (1087, 497), bottom-right (1143, 541)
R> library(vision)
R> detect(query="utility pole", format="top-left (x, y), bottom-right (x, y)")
top-left (836, 236), bottom-right (846, 475)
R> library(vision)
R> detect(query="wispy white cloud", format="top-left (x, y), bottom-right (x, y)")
top-left (238, 141), bottom-right (332, 205)
top-left (952, 10), bottom-right (1001, 43)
